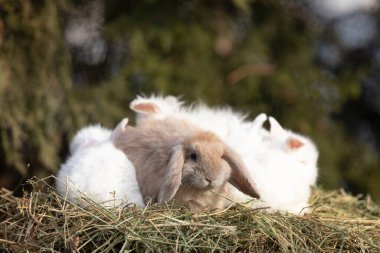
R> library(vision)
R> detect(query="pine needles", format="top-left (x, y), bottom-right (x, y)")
top-left (1, 178), bottom-right (379, 252)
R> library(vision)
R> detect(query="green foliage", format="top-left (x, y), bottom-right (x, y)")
top-left (0, 0), bottom-right (379, 200)
top-left (0, 0), bottom-right (132, 183)
top-left (0, 0), bottom-right (71, 175)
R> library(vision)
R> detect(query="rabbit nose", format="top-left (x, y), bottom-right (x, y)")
top-left (205, 178), bottom-right (212, 186)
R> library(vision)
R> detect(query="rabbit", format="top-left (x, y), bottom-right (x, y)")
top-left (112, 116), bottom-right (260, 211)
top-left (56, 119), bottom-right (145, 208)
top-left (129, 95), bottom-right (319, 214)
top-left (69, 124), bottom-right (112, 154)
top-left (240, 116), bottom-right (319, 214)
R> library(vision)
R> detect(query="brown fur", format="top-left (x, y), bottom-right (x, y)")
top-left (114, 117), bottom-right (259, 210)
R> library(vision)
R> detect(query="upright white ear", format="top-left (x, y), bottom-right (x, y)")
top-left (268, 116), bottom-right (287, 140)
top-left (110, 118), bottom-right (128, 142)
top-left (130, 100), bottom-right (160, 115)
top-left (251, 113), bottom-right (267, 132)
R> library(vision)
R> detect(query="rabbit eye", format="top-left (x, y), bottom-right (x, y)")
top-left (190, 152), bottom-right (197, 161)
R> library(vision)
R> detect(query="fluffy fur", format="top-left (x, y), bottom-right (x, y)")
top-left (69, 124), bottom-right (112, 154)
top-left (113, 117), bottom-right (259, 211)
top-left (241, 117), bottom-right (319, 214)
top-left (130, 95), bottom-right (319, 214)
top-left (56, 119), bottom-right (144, 208)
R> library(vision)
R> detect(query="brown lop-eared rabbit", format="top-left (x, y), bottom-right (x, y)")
top-left (112, 117), bottom-right (259, 211)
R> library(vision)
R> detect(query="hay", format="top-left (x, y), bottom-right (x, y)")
top-left (1, 177), bottom-right (379, 252)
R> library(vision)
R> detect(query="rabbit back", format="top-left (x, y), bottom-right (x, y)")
top-left (56, 141), bottom-right (144, 208)
top-left (69, 125), bottom-right (112, 154)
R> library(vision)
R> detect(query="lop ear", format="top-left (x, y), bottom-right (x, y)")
top-left (158, 145), bottom-right (185, 203)
top-left (110, 118), bottom-right (129, 142)
top-left (223, 144), bottom-right (260, 199)
top-left (269, 116), bottom-right (287, 140)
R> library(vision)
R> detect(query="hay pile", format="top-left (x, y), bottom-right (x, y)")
top-left (1, 178), bottom-right (379, 252)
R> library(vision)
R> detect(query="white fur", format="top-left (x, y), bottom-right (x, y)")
top-left (131, 95), bottom-right (184, 124)
top-left (130, 95), bottom-right (319, 214)
top-left (56, 119), bottom-right (144, 208)
top-left (69, 124), bottom-right (112, 154)
top-left (242, 118), bottom-right (319, 214)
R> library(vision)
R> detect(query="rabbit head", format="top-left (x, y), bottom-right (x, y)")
top-left (113, 117), bottom-right (259, 210)
top-left (268, 116), bottom-right (319, 167)
top-left (158, 130), bottom-right (259, 203)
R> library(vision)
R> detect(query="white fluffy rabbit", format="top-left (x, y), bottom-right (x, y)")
top-left (56, 119), bottom-right (145, 208)
top-left (130, 95), bottom-right (319, 214)
top-left (241, 117), bottom-right (319, 214)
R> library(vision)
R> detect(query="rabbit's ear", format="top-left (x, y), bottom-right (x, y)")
top-left (286, 137), bottom-right (304, 150)
top-left (110, 118), bottom-right (129, 142)
top-left (158, 145), bottom-right (185, 203)
top-left (130, 101), bottom-right (159, 115)
top-left (223, 144), bottom-right (260, 199)
top-left (269, 116), bottom-right (287, 139)
top-left (251, 113), bottom-right (267, 132)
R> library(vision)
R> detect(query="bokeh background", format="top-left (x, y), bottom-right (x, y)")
top-left (1, 0), bottom-right (379, 201)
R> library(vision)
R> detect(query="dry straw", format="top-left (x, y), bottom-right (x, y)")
top-left (0, 177), bottom-right (379, 252)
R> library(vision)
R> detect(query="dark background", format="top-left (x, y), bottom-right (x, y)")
top-left (1, 0), bottom-right (379, 201)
